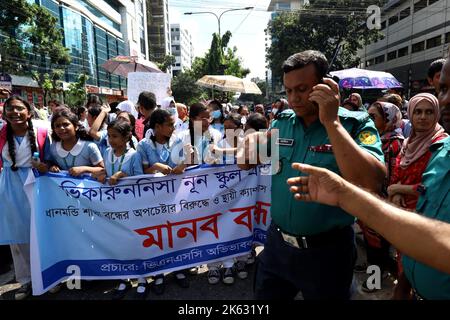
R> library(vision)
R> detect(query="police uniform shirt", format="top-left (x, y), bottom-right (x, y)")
top-left (402, 136), bottom-right (450, 299)
top-left (269, 108), bottom-right (384, 236)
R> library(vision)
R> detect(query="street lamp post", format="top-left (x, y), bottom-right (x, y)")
top-left (184, 7), bottom-right (254, 38)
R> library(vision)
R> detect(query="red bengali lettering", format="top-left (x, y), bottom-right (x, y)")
top-left (198, 213), bottom-right (221, 239)
top-left (230, 206), bottom-right (254, 232)
top-left (254, 201), bottom-right (271, 226)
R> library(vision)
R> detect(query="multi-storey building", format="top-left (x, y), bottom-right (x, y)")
top-left (3, 0), bottom-right (151, 103)
top-left (360, 0), bottom-right (450, 96)
top-left (146, 0), bottom-right (171, 74)
top-left (170, 24), bottom-right (194, 76)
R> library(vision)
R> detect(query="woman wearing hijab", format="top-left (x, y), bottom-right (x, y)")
top-left (117, 100), bottom-right (139, 119)
top-left (160, 96), bottom-right (184, 133)
top-left (388, 93), bottom-right (447, 209)
top-left (349, 93), bottom-right (365, 111)
top-left (388, 93), bottom-right (448, 299)
top-left (357, 101), bottom-right (405, 293)
top-left (368, 101), bottom-right (404, 187)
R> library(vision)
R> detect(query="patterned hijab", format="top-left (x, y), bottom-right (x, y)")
top-left (400, 93), bottom-right (444, 168)
top-left (370, 101), bottom-right (403, 142)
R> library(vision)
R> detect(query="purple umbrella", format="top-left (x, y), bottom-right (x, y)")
top-left (330, 68), bottom-right (403, 90)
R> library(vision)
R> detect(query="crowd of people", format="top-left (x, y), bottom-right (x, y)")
top-left (0, 86), bottom-right (273, 300)
top-left (237, 51), bottom-right (450, 300)
top-left (1, 49), bottom-right (450, 301)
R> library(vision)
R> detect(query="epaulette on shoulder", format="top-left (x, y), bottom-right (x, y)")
top-left (338, 107), bottom-right (369, 122)
top-left (430, 136), bottom-right (450, 152)
top-left (276, 109), bottom-right (295, 120)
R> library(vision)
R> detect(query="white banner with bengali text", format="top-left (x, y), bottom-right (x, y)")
top-left (24, 165), bottom-right (272, 295)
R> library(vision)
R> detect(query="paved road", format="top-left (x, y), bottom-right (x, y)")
top-left (0, 232), bottom-right (395, 300)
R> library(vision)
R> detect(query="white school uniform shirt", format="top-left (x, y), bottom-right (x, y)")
top-left (96, 130), bottom-right (139, 153)
top-left (49, 139), bottom-right (103, 170)
top-left (103, 147), bottom-right (143, 177)
top-left (143, 119), bottom-right (186, 140)
top-left (137, 135), bottom-right (184, 169)
top-left (175, 118), bottom-right (187, 132)
top-left (1, 121), bottom-right (50, 167)
top-left (175, 128), bottom-right (222, 164)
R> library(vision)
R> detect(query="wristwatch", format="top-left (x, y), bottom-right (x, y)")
top-left (414, 184), bottom-right (426, 195)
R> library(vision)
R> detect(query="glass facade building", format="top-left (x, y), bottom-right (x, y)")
top-left (117, 39), bottom-right (126, 88)
top-left (77, 0), bottom-right (121, 32)
top-left (107, 35), bottom-right (120, 89)
top-left (36, 0), bottom-right (128, 89)
top-left (147, 0), bottom-right (171, 62)
top-left (40, 0), bottom-right (60, 23)
top-left (61, 7), bottom-right (97, 85)
top-left (94, 26), bottom-right (110, 88)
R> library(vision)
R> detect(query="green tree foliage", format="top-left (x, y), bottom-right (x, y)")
top-left (0, 0), bottom-right (31, 33)
top-left (223, 47), bottom-right (250, 78)
top-left (28, 5), bottom-right (70, 65)
top-left (0, 1), bottom-right (31, 74)
top-left (239, 80), bottom-right (267, 104)
top-left (32, 69), bottom-right (64, 107)
top-left (266, 0), bottom-right (385, 79)
top-left (65, 74), bottom-right (88, 110)
top-left (193, 31), bottom-right (249, 78)
top-left (173, 30), bottom-right (251, 102)
top-left (171, 71), bottom-right (208, 106)
top-left (189, 57), bottom-right (208, 80)
top-left (206, 33), bottom-right (224, 75)
top-left (157, 55), bottom-right (176, 72)
top-left (0, 1), bottom-right (71, 105)
top-left (185, 31), bottom-right (250, 100)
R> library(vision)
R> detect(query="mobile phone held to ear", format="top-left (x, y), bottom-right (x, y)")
top-left (319, 74), bottom-right (340, 85)
top-left (312, 74), bottom-right (340, 107)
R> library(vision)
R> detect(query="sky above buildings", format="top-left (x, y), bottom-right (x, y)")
top-left (169, 0), bottom-right (272, 80)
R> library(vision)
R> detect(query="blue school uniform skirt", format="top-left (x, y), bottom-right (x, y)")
top-left (0, 167), bottom-right (32, 244)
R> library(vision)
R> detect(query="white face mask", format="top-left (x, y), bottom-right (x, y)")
top-left (168, 107), bottom-right (177, 116)
top-left (272, 108), bottom-right (279, 115)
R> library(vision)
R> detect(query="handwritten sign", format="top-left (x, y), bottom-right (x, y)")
top-left (127, 72), bottom-right (171, 106)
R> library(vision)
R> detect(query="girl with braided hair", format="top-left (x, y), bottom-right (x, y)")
top-left (0, 96), bottom-right (50, 300)
top-left (96, 119), bottom-right (143, 186)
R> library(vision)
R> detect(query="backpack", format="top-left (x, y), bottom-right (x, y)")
top-left (0, 125), bottom-right (47, 171)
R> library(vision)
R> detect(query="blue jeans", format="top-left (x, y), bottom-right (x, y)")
top-left (254, 223), bottom-right (356, 300)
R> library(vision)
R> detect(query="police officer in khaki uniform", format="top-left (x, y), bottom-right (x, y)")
top-left (238, 50), bottom-right (386, 299)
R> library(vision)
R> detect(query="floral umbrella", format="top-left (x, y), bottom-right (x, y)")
top-left (196, 75), bottom-right (262, 94)
top-left (330, 68), bottom-right (403, 90)
top-left (101, 56), bottom-right (162, 77)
